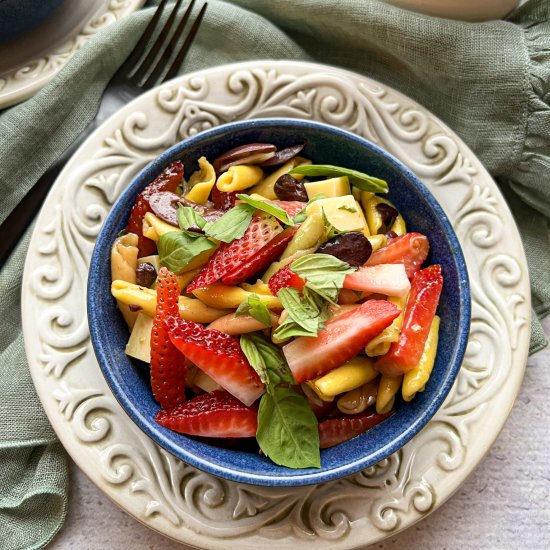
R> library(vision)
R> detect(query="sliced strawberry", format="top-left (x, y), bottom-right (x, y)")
top-left (376, 264), bottom-right (443, 377)
top-left (268, 263), bottom-right (306, 295)
top-left (150, 267), bottom-right (187, 409)
top-left (318, 410), bottom-right (392, 448)
top-left (343, 264), bottom-right (410, 297)
top-left (186, 212), bottom-right (283, 292)
top-left (126, 161), bottom-right (184, 257)
top-left (283, 300), bottom-right (400, 383)
top-left (211, 186), bottom-right (238, 211)
top-left (222, 226), bottom-right (298, 285)
top-left (271, 200), bottom-right (306, 218)
top-left (366, 232), bottom-right (429, 278)
top-left (164, 314), bottom-right (264, 406)
top-left (155, 390), bottom-right (258, 437)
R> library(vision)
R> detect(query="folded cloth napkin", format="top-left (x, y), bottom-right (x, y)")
top-left (0, 0), bottom-right (548, 547)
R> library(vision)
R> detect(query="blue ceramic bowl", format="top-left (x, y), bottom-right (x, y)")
top-left (88, 119), bottom-right (470, 486)
top-left (0, 0), bottom-right (65, 43)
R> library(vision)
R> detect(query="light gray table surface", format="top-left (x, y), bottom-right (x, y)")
top-left (48, 316), bottom-right (550, 549)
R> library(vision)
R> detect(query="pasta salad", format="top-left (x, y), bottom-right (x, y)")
top-left (110, 141), bottom-right (443, 469)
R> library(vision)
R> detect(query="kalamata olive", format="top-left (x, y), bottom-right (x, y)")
top-left (136, 262), bottom-right (157, 288)
top-left (274, 174), bottom-right (308, 202)
top-left (376, 203), bottom-right (398, 231)
top-left (149, 192), bottom-right (224, 227)
top-left (384, 230), bottom-right (398, 239)
top-left (317, 232), bottom-right (372, 267)
top-left (213, 143), bottom-right (276, 174)
top-left (259, 143), bottom-right (305, 167)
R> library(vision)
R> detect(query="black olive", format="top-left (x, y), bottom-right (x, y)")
top-left (136, 262), bottom-right (157, 288)
top-left (317, 232), bottom-right (372, 267)
top-left (376, 203), bottom-right (398, 231)
top-left (384, 230), bottom-right (398, 239)
top-left (274, 174), bottom-right (308, 202)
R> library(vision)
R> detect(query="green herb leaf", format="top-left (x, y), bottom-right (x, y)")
top-left (240, 333), bottom-right (294, 388)
top-left (291, 193), bottom-right (327, 223)
top-left (203, 203), bottom-right (255, 243)
top-left (257, 386), bottom-right (321, 469)
top-left (236, 294), bottom-right (272, 327)
top-left (177, 204), bottom-right (206, 231)
top-left (289, 164), bottom-right (388, 193)
top-left (291, 253), bottom-right (355, 303)
top-left (236, 194), bottom-right (294, 226)
top-left (158, 230), bottom-right (217, 273)
top-left (338, 204), bottom-right (357, 213)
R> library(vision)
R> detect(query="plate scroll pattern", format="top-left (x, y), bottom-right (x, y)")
top-left (23, 62), bottom-right (530, 548)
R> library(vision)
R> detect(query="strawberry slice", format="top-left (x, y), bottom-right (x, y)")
top-left (186, 212), bottom-right (283, 292)
top-left (343, 264), bottom-right (410, 297)
top-left (271, 200), bottom-right (306, 218)
top-left (268, 263), bottom-right (306, 295)
top-left (222, 226), bottom-right (298, 285)
top-left (283, 300), bottom-right (400, 383)
top-left (164, 314), bottom-right (264, 406)
top-left (376, 264), bottom-right (443, 377)
top-left (126, 161), bottom-right (184, 257)
top-left (366, 232), bottom-right (429, 278)
top-left (318, 410), bottom-right (392, 448)
top-left (150, 268), bottom-right (187, 409)
top-left (155, 390), bottom-right (258, 437)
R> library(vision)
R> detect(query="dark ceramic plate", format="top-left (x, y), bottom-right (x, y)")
top-left (88, 118), bottom-right (470, 486)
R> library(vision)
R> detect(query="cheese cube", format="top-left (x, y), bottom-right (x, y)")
top-left (304, 176), bottom-right (351, 199)
top-left (125, 312), bottom-right (154, 363)
top-left (305, 195), bottom-right (368, 232)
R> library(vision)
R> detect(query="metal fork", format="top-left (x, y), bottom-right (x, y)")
top-left (0, 0), bottom-right (207, 268)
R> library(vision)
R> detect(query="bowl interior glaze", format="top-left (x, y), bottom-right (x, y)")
top-left (88, 119), bottom-right (470, 486)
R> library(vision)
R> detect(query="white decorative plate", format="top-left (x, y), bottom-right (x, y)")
top-left (22, 61), bottom-right (530, 548)
top-left (0, 0), bottom-right (145, 109)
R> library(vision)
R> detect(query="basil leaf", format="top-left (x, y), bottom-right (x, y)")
top-left (236, 194), bottom-right (294, 226)
top-left (235, 294), bottom-right (272, 327)
top-left (257, 387), bottom-right (320, 469)
top-left (158, 230), bottom-right (216, 273)
top-left (292, 193), bottom-right (327, 223)
top-left (291, 253), bottom-right (355, 303)
top-left (177, 204), bottom-right (206, 231)
top-left (276, 287), bottom-right (319, 334)
top-left (203, 203), bottom-right (255, 243)
top-left (240, 333), bottom-right (294, 388)
top-left (289, 164), bottom-right (388, 193)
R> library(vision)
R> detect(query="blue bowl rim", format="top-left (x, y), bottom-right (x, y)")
top-left (88, 117), bottom-right (471, 486)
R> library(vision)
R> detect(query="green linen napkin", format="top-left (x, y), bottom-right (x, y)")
top-left (0, 0), bottom-right (548, 547)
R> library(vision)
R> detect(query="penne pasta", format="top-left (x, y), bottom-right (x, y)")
top-left (142, 212), bottom-right (179, 241)
top-left (240, 280), bottom-right (273, 295)
top-left (207, 311), bottom-right (279, 335)
top-left (362, 195), bottom-right (406, 236)
top-left (191, 282), bottom-right (282, 310)
top-left (111, 233), bottom-right (139, 329)
top-left (185, 156), bottom-right (216, 204)
top-left (111, 280), bottom-right (230, 323)
top-left (402, 315), bottom-right (440, 402)
top-left (365, 294), bottom-right (408, 357)
top-left (309, 356), bottom-right (379, 401)
top-left (366, 234), bottom-right (387, 252)
top-left (337, 379), bottom-right (379, 415)
top-left (376, 374), bottom-right (403, 414)
top-left (216, 165), bottom-right (263, 192)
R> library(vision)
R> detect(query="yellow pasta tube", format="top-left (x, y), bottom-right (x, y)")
top-left (240, 280), bottom-right (273, 295)
top-left (250, 156), bottom-right (311, 200)
top-left (207, 311), bottom-right (279, 335)
top-left (142, 212), bottom-right (179, 241)
top-left (365, 294), bottom-right (408, 357)
top-left (111, 233), bottom-right (139, 329)
top-left (111, 280), bottom-right (229, 323)
top-left (191, 282), bottom-right (282, 310)
top-left (216, 165), bottom-right (263, 192)
top-left (376, 374), bottom-right (402, 414)
top-left (366, 234), bottom-right (387, 252)
top-left (185, 156), bottom-right (216, 204)
top-left (402, 316), bottom-right (440, 402)
top-left (363, 195), bottom-right (406, 236)
top-left (307, 357), bottom-right (378, 402)
top-left (176, 269), bottom-right (200, 290)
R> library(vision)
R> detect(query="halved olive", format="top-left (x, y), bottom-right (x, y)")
top-left (317, 232), bottom-right (372, 267)
top-left (213, 143), bottom-right (276, 173)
